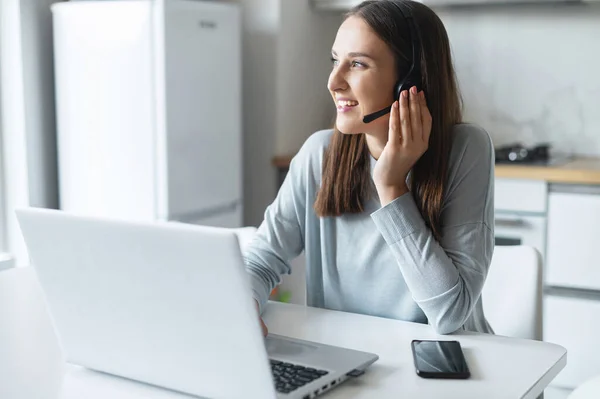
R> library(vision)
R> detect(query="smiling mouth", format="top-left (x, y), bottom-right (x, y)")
top-left (336, 100), bottom-right (359, 112)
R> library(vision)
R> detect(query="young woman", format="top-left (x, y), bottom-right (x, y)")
top-left (244, 0), bottom-right (494, 335)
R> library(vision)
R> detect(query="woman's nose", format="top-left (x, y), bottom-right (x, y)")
top-left (327, 66), bottom-right (348, 93)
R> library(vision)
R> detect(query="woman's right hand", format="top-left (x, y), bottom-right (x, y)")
top-left (255, 300), bottom-right (268, 337)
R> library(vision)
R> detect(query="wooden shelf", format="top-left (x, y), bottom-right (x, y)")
top-left (272, 155), bottom-right (295, 169)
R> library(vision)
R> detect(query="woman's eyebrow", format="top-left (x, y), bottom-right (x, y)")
top-left (331, 50), bottom-right (375, 60)
top-left (348, 52), bottom-right (374, 60)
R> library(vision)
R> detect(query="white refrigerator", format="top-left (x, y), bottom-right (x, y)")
top-left (52, 0), bottom-right (242, 227)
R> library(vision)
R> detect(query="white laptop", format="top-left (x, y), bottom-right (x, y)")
top-left (15, 208), bottom-right (378, 399)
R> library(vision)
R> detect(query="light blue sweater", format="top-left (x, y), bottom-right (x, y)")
top-left (244, 124), bottom-right (495, 334)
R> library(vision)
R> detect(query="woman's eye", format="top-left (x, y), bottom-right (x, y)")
top-left (330, 58), bottom-right (366, 68)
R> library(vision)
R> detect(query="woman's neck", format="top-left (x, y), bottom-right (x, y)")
top-left (364, 131), bottom-right (388, 160)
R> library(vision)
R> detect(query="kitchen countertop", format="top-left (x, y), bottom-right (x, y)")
top-left (494, 157), bottom-right (600, 185)
top-left (272, 155), bottom-right (600, 185)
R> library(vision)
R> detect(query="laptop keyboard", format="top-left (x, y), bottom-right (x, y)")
top-left (270, 359), bottom-right (329, 394)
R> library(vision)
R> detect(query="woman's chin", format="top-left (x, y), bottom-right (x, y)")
top-left (335, 119), bottom-right (363, 135)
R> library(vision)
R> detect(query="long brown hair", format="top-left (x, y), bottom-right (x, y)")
top-left (314, 0), bottom-right (462, 241)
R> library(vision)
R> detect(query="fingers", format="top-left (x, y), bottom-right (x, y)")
top-left (399, 90), bottom-right (412, 144)
top-left (255, 299), bottom-right (268, 336)
top-left (409, 86), bottom-right (421, 144)
top-left (419, 91), bottom-right (432, 144)
top-left (391, 87), bottom-right (431, 148)
top-left (261, 317), bottom-right (269, 337)
top-left (388, 100), bottom-right (400, 146)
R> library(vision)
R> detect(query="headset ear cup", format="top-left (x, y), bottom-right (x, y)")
top-left (394, 81), bottom-right (403, 101)
top-left (395, 80), bottom-right (411, 101)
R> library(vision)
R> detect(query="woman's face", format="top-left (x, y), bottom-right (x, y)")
top-left (328, 16), bottom-right (397, 135)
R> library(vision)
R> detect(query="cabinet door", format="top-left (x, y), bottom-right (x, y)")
top-left (494, 213), bottom-right (546, 259)
top-left (544, 294), bottom-right (600, 388)
top-left (495, 178), bottom-right (547, 214)
top-left (546, 192), bottom-right (600, 290)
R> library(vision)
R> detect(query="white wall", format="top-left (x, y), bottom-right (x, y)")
top-left (238, 0), bottom-right (341, 226)
top-left (438, 4), bottom-right (600, 155)
top-left (237, 0), bottom-right (279, 226)
top-left (276, 1), bottom-right (341, 155)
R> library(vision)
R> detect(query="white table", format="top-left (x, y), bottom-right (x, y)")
top-left (264, 302), bottom-right (566, 399)
top-left (0, 267), bottom-right (566, 399)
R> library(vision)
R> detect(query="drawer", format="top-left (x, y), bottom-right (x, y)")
top-left (494, 214), bottom-right (546, 260)
top-left (546, 192), bottom-right (600, 290)
top-left (494, 178), bottom-right (547, 214)
top-left (544, 294), bottom-right (600, 388)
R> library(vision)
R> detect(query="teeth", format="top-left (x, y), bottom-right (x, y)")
top-left (338, 100), bottom-right (358, 106)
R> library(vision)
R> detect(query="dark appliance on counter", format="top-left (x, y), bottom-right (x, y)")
top-left (494, 143), bottom-right (551, 165)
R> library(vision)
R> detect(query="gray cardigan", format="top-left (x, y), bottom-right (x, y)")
top-left (244, 124), bottom-right (495, 334)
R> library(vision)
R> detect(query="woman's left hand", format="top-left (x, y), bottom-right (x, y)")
top-left (373, 86), bottom-right (432, 206)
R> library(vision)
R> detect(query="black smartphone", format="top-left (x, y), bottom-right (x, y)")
top-left (411, 340), bottom-right (470, 379)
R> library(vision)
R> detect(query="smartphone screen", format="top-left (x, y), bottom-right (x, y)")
top-left (411, 340), bottom-right (470, 379)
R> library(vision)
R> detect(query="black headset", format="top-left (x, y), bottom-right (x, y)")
top-left (391, 1), bottom-right (423, 100)
top-left (363, 1), bottom-right (424, 123)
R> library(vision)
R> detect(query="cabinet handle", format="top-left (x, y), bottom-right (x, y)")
top-left (495, 216), bottom-right (526, 227)
top-left (545, 286), bottom-right (600, 301)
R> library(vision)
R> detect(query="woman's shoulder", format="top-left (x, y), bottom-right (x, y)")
top-left (449, 123), bottom-right (494, 165)
top-left (291, 129), bottom-right (334, 169)
top-left (300, 128), bottom-right (335, 154)
top-left (451, 123), bottom-right (493, 151)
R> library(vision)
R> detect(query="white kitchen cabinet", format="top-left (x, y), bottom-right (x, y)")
top-left (495, 178), bottom-right (547, 214)
top-left (493, 178), bottom-right (548, 261)
top-left (544, 294), bottom-right (600, 388)
top-left (494, 213), bottom-right (547, 257)
top-left (546, 191), bottom-right (600, 290)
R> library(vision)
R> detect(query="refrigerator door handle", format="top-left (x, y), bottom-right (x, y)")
top-left (169, 200), bottom-right (241, 223)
